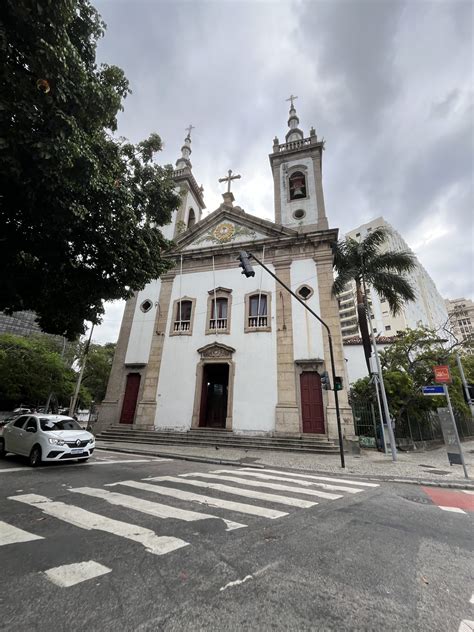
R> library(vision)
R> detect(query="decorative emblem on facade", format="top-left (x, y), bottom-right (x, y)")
top-left (194, 222), bottom-right (257, 246)
top-left (197, 342), bottom-right (235, 359)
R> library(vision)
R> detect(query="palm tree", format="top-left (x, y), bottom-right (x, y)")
top-left (332, 227), bottom-right (417, 374)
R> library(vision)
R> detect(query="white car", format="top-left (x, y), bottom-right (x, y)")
top-left (0, 414), bottom-right (95, 466)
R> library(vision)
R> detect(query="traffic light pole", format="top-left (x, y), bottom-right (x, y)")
top-left (247, 252), bottom-right (345, 468)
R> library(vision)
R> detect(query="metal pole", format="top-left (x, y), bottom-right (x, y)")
top-left (364, 295), bottom-right (397, 461)
top-left (248, 252), bottom-right (345, 468)
top-left (456, 352), bottom-right (474, 416)
top-left (69, 324), bottom-right (94, 417)
top-left (443, 384), bottom-right (469, 479)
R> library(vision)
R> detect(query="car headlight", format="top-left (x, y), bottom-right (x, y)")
top-left (88, 438), bottom-right (95, 444)
top-left (48, 438), bottom-right (65, 446)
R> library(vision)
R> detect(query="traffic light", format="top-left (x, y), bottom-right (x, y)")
top-left (237, 251), bottom-right (255, 278)
top-left (320, 371), bottom-right (331, 390)
top-left (334, 376), bottom-right (343, 391)
top-left (463, 384), bottom-right (474, 404)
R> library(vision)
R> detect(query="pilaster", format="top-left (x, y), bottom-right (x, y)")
top-left (274, 260), bottom-right (300, 433)
top-left (135, 274), bottom-right (175, 429)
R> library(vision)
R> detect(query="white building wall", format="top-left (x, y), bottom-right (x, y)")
top-left (155, 266), bottom-right (278, 433)
top-left (125, 279), bottom-right (162, 365)
top-left (161, 210), bottom-right (177, 241)
top-left (344, 343), bottom-right (391, 385)
top-left (279, 157), bottom-right (318, 228)
top-left (290, 259), bottom-right (324, 360)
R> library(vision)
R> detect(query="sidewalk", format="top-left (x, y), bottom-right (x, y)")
top-left (96, 438), bottom-right (474, 488)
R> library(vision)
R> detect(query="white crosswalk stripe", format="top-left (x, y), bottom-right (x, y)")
top-left (108, 479), bottom-right (288, 519)
top-left (70, 486), bottom-right (246, 531)
top-left (9, 494), bottom-right (188, 555)
top-left (238, 468), bottom-right (380, 488)
top-left (0, 520), bottom-right (44, 546)
top-left (179, 472), bottom-right (343, 500)
top-left (145, 476), bottom-right (317, 508)
top-left (208, 469), bottom-right (365, 494)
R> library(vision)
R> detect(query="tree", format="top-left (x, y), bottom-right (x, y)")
top-left (0, 1), bottom-right (180, 339)
top-left (80, 341), bottom-right (115, 405)
top-left (332, 227), bottom-right (417, 373)
top-left (0, 333), bottom-right (75, 409)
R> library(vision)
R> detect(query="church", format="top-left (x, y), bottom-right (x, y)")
top-left (99, 100), bottom-right (356, 446)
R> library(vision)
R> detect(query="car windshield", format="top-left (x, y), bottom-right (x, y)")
top-left (39, 418), bottom-right (82, 431)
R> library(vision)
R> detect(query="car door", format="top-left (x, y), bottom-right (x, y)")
top-left (5, 416), bottom-right (29, 453)
top-left (21, 417), bottom-right (38, 456)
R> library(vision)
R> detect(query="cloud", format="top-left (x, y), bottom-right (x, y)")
top-left (92, 0), bottom-right (473, 343)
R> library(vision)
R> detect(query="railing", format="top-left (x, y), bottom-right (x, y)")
top-left (248, 316), bottom-right (268, 328)
top-left (209, 318), bottom-right (228, 330)
top-left (275, 138), bottom-right (312, 153)
top-left (173, 320), bottom-right (190, 332)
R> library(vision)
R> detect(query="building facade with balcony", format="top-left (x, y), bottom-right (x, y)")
top-left (445, 297), bottom-right (474, 353)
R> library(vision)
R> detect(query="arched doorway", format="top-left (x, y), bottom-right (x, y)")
top-left (119, 373), bottom-right (141, 424)
top-left (300, 371), bottom-right (325, 433)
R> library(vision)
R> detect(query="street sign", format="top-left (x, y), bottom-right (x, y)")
top-left (422, 385), bottom-right (445, 396)
top-left (433, 365), bottom-right (451, 384)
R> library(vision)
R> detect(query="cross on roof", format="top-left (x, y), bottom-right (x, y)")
top-left (185, 124), bottom-right (195, 137)
top-left (286, 94), bottom-right (298, 108)
top-left (218, 169), bottom-right (241, 193)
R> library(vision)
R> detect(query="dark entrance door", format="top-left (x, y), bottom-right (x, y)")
top-left (120, 373), bottom-right (141, 425)
top-left (199, 363), bottom-right (229, 428)
top-left (300, 371), bottom-right (325, 434)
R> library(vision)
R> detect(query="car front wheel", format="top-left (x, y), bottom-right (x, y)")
top-left (29, 445), bottom-right (42, 467)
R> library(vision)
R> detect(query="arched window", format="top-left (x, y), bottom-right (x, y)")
top-left (171, 298), bottom-right (195, 335)
top-left (289, 171), bottom-right (307, 200)
top-left (187, 208), bottom-right (196, 229)
top-left (210, 298), bottom-right (228, 330)
top-left (245, 292), bottom-right (272, 332)
top-left (206, 287), bottom-right (232, 334)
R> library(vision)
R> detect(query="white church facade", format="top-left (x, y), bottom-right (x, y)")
top-left (100, 102), bottom-right (355, 444)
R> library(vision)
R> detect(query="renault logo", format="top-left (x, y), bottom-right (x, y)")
top-left (76, 439), bottom-right (81, 446)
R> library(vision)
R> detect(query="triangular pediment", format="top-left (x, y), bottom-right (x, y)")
top-left (172, 205), bottom-right (297, 253)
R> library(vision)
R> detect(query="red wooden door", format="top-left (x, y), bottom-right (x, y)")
top-left (300, 372), bottom-right (325, 434)
top-left (119, 373), bottom-right (141, 425)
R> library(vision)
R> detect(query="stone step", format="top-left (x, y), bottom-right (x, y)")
top-left (98, 431), bottom-right (334, 448)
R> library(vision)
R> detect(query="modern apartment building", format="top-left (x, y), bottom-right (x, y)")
top-left (445, 297), bottom-right (474, 352)
top-left (338, 217), bottom-right (448, 341)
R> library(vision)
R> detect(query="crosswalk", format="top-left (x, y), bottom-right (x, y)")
top-left (1, 467), bottom-right (379, 587)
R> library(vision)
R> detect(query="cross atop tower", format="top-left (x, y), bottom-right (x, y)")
top-left (185, 124), bottom-right (195, 138)
top-left (218, 169), bottom-right (241, 193)
top-left (286, 94), bottom-right (298, 108)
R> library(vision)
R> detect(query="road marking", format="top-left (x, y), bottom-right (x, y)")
top-left (148, 476), bottom-right (316, 508)
top-left (0, 520), bottom-right (44, 546)
top-left (422, 487), bottom-right (474, 513)
top-left (0, 458), bottom-right (171, 473)
top-left (458, 620), bottom-right (474, 632)
top-left (70, 486), bottom-right (245, 531)
top-left (182, 473), bottom-right (342, 500)
top-left (439, 506), bottom-right (466, 514)
top-left (8, 494), bottom-right (188, 555)
top-left (90, 460), bottom-right (160, 465)
top-left (212, 469), bottom-right (363, 493)
top-left (470, 593), bottom-right (474, 604)
top-left (238, 468), bottom-right (380, 488)
top-left (44, 560), bottom-right (112, 587)
top-left (0, 467), bottom-right (31, 474)
top-left (110, 480), bottom-right (288, 519)
top-left (461, 490), bottom-right (474, 495)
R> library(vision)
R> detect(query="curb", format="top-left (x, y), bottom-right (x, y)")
top-left (96, 444), bottom-right (473, 488)
top-left (96, 444), bottom-right (265, 468)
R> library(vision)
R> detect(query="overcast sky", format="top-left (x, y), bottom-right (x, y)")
top-left (91, 0), bottom-right (473, 345)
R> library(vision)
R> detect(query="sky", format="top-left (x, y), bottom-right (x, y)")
top-left (91, 0), bottom-right (473, 345)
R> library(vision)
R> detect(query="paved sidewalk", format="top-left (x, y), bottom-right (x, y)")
top-left (96, 438), bottom-right (474, 487)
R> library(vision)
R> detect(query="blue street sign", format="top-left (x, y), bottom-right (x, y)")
top-left (422, 385), bottom-right (445, 396)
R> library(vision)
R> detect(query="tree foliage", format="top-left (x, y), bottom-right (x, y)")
top-left (332, 227), bottom-right (417, 373)
top-left (350, 327), bottom-right (474, 426)
top-left (0, 1), bottom-right (180, 339)
top-left (0, 333), bottom-right (75, 408)
top-left (81, 341), bottom-right (115, 405)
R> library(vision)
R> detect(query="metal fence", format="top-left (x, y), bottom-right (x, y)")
top-left (351, 400), bottom-right (474, 448)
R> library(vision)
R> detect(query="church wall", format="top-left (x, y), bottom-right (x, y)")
top-left (124, 279), bottom-right (162, 365)
top-left (278, 157), bottom-right (318, 228)
top-left (290, 259), bottom-right (324, 360)
top-left (154, 266), bottom-right (278, 433)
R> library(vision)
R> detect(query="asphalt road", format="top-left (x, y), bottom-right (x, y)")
top-left (0, 449), bottom-right (472, 632)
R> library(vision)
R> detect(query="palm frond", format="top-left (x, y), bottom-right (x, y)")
top-left (369, 272), bottom-right (417, 314)
top-left (366, 250), bottom-right (417, 274)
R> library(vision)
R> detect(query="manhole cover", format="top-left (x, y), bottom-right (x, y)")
top-left (422, 469), bottom-right (450, 475)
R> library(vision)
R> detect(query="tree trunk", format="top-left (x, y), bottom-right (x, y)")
top-left (356, 281), bottom-right (372, 374)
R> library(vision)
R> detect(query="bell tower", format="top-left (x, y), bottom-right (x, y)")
top-left (269, 97), bottom-right (328, 231)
